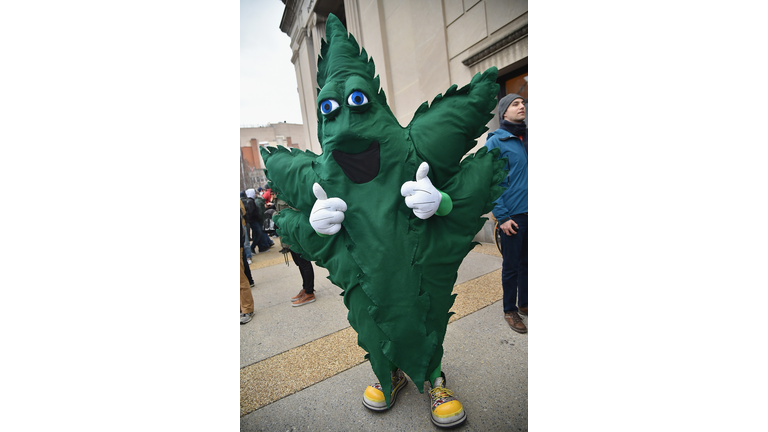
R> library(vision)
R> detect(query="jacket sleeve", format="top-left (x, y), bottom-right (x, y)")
top-left (491, 197), bottom-right (512, 224)
top-left (484, 137), bottom-right (512, 223)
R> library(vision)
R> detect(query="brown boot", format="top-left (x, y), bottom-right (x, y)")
top-left (518, 306), bottom-right (528, 316)
top-left (505, 312), bottom-right (527, 333)
top-left (291, 289), bottom-right (306, 302)
top-left (292, 292), bottom-right (316, 307)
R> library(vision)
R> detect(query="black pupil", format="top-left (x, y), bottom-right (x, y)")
top-left (354, 95), bottom-right (361, 103)
top-left (323, 103), bottom-right (330, 111)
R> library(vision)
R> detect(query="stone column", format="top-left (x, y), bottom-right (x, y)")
top-left (291, 26), bottom-right (322, 154)
top-left (310, 12), bottom-right (326, 63)
top-left (343, 0), bottom-right (363, 45)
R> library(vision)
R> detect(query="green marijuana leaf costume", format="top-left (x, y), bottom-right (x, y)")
top-left (261, 14), bottom-right (507, 408)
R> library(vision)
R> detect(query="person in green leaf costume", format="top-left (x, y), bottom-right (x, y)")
top-left (261, 14), bottom-right (506, 428)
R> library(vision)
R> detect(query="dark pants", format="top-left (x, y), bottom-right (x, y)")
top-left (260, 231), bottom-right (274, 249)
top-left (249, 221), bottom-right (264, 251)
top-left (242, 246), bottom-right (254, 284)
top-left (289, 249), bottom-right (314, 294)
top-left (249, 221), bottom-right (274, 252)
top-left (500, 213), bottom-right (528, 313)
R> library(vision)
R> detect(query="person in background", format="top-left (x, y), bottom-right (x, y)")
top-left (253, 191), bottom-right (274, 251)
top-left (244, 188), bottom-right (267, 254)
top-left (241, 201), bottom-right (255, 286)
top-left (484, 93), bottom-right (528, 334)
top-left (240, 201), bottom-right (255, 325)
top-left (240, 191), bottom-right (253, 264)
top-left (263, 185), bottom-right (274, 210)
top-left (273, 197), bottom-right (316, 306)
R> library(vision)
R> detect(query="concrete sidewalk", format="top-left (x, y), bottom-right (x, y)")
top-left (240, 242), bottom-right (527, 431)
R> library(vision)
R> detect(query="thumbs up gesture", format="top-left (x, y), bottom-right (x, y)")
top-left (309, 183), bottom-right (347, 235)
top-left (401, 162), bottom-right (443, 220)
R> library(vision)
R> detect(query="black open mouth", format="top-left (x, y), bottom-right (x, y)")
top-left (331, 141), bottom-right (380, 184)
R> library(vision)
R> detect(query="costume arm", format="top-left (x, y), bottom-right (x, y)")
top-left (273, 208), bottom-right (345, 264)
top-left (260, 146), bottom-right (320, 213)
top-left (407, 68), bottom-right (500, 187)
top-left (419, 146), bottom-right (507, 245)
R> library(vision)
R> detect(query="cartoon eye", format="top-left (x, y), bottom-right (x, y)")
top-left (319, 99), bottom-right (340, 114)
top-left (347, 91), bottom-right (369, 106)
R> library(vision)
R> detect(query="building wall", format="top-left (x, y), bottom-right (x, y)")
top-left (281, 0), bottom-right (527, 154)
top-left (241, 142), bottom-right (258, 169)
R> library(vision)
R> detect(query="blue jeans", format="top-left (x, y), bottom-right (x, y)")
top-left (243, 226), bottom-right (252, 259)
top-left (259, 231), bottom-right (274, 250)
top-left (499, 214), bottom-right (528, 313)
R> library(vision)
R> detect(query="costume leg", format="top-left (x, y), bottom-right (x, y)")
top-left (429, 362), bottom-right (442, 386)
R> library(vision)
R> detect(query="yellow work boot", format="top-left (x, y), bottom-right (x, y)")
top-left (429, 372), bottom-right (467, 428)
top-left (362, 369), bottom-right (407, 411)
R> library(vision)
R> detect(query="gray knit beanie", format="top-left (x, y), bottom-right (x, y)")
top-left (498, 93), bottom-right (524, 119)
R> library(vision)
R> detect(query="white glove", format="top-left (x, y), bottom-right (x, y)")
top-left (309, 183), bottom-right (347, 235)
top-left (401, 162), bottom-right (442, 220)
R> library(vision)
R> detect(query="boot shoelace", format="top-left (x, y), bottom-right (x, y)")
top-left (430, 387), bottom-right (454, 407)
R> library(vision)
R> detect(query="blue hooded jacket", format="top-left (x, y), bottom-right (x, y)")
top-left (484, 128), bottom-right (528, 223)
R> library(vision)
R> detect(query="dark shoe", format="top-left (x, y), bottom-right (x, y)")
top-left (505, 312), bottom-right (527, 333)
top-left (291, 289), bottom-right (305, 302)
top-left (518, 306), bottom-right (527, 316)
top-left (250, 282), bottom-right (255, 288)
top-left (292, 292), bottom-right (315, 307)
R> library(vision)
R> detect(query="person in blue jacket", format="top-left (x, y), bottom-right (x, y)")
top-left (485, 93), bottom-right (528, 334)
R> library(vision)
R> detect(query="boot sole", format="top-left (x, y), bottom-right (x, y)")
top-left (291, 298), bottom-right (316, 307)
top-left (509, 326), bottom-right (528, 334)
top-left (362, 376), bottom-right (408, 412)
top-left (431, 411), bottom-right (467, 428)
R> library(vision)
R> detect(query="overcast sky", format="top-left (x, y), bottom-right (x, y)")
top-left (240, 0), bottom-right (304, 126)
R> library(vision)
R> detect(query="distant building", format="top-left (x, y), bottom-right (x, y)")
top-left (240, 122), bottom-right (306, 190)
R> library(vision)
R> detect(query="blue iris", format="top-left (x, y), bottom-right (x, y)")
top-left (347, 91), bottom-right (368, 106)
top-left (320, 99), bottom-right (340, 114)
